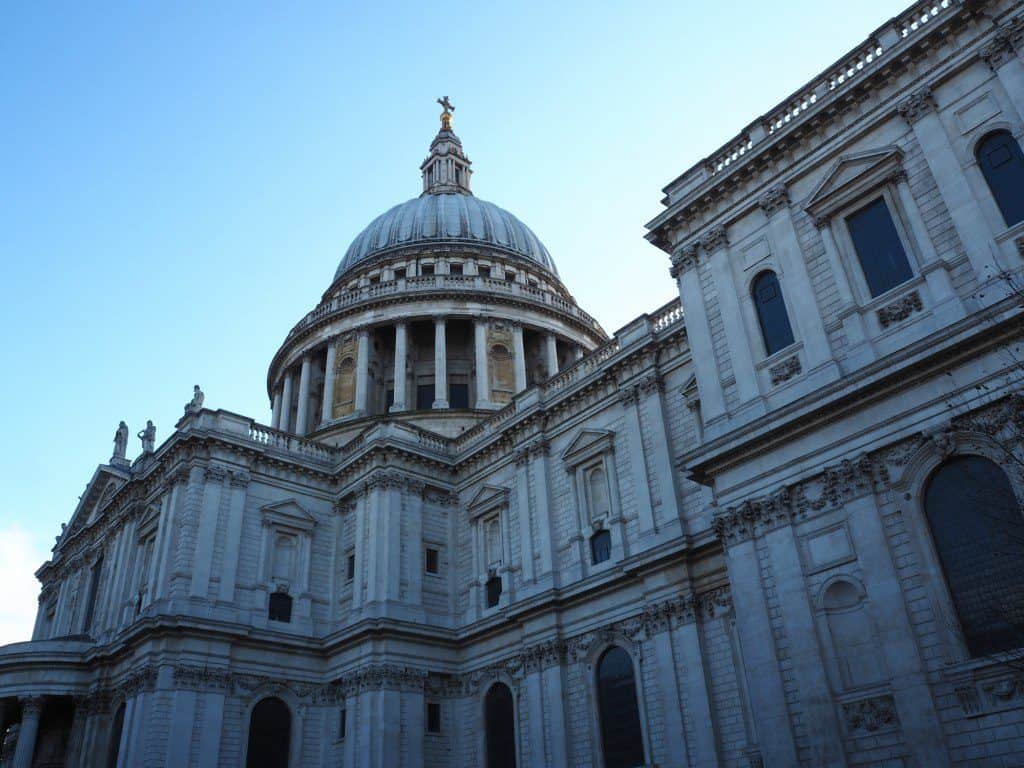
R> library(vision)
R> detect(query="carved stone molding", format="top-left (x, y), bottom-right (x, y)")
top-left (877, 290), bottom-right (923, 329)
top-left (954, 674), bottom-right (1024, 718)
top-left (637, 372), bottom-right (665, 395)
top-left (228, 469), bottom-right (251, 488)
top-left (669, 243), bottom-right (700, 279)
top-left (699, 226), bottom-right (729, 254)
top-left (758, 184), bottom-right (790, 217)
top-left (896, 86), bottom-right (935, 125)
top-left (981, 26), bottom-right (1019, 71)
top-left (617, 386), bottom-right (641, 407)
top-left (842, 694), bottom-right (900, 735)
top-left (204, 465), bottom-right (228, 482)
top-left (769, 354), bottom-right (802, 386)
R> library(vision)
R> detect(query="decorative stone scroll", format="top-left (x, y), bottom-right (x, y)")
top-left (757, 184), bottom-right (790, 218)
top-left (669, 243), bottom-right (700, 279)
top-left (981, 22), bottom-right (1022, 71)
top-left (896, 85), bottom-right (935, 124)
top-left (842, 694), bottom-right (900, 735)
top-left (954, 674), bottom-right (1024, 718)
top-left (769, 354), bottom-right (802, 386)
top-left (699, 226), bottom-right (729, 254)
top-left (876, 290), bottom-right (923, 329)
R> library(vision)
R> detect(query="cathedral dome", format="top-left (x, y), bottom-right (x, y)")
top-left (334, 193), bottom-right (557, 280)
top-left (333, 97), bottom-right (557, 282)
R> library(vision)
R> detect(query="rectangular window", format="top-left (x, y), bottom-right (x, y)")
top-left (427, 701), bottom-right (441, 733)
top-left (449, 382), bottom-right (469, 409)
top-left (450, 263), bottom-right (463, 276)
top-left (425, 547), bottom-right (440, 575)
top-left (416, 382), bottom-right (434, 410)
top-left (479, 265), bottom-right (491, 279)
top-left (505, 270), bottom-right (516, 282)
top-left (845, 197), bottom-right (913, 298)
top-left (346, 553), bottom-right (355, 582)
top-left (369, 275), bottom-right (380, 285)
top-left (421, 264), bottom-right (435, 276)
top-left (339, 708), bottom-right (347, 739)
top-left (394, 268), bottom-right (406, 280)
top-left (386, 388), bottom-right (394, 410)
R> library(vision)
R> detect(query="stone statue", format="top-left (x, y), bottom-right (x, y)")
top-left (185, 384), bottom-right (205, 415)
top-left (138, 420), bottom-right (156, 454)
top-left (112, 420), bottom-right (129, 461)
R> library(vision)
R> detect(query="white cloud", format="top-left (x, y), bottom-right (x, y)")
top-left (0, 524), bottom-right (49, 646)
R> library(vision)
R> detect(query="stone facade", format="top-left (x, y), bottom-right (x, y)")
top-left (2, 1), bottom-right (1024, 766)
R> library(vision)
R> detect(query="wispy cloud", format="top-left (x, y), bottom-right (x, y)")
top-left (0, 524), bottom-right (49, 646)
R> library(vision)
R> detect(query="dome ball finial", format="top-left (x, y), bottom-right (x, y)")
top-left (437, 96), bottom-right (455, 131)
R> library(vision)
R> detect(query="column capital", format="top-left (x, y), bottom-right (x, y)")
top-left (981, 23), bottom-right (1022, 71)
top-left (896, 85), bottom-right (935, 125)
top-left (757, 184), bottom-right (790, 218)
top-left (20, 696), bottom-right (45, 716)
top-left (669, 243), bottom-right (700, 279)
top-left (699, 225), bottom-right (728, 254)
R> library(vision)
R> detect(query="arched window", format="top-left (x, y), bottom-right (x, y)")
top-left (751, 271), bottom-right (795, 356)
top-left (596, 646), bottom-right (645, 768)
top-left (924, 455), bottom-right (1024, 656)
top-left (246, 697), bottom-right (291, 768)
top-left (484, 683), bottom-right (516, 768)
top-left (976, 130), bottom-right (1024, 227)
top-left (268, 592), bottom-right (292, 623)
top-left (590, 529), bottom-right (612, 565)
top-left (105, 703), bottom-right (126, 768)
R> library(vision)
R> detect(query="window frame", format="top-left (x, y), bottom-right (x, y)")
top-left (468, 485), bottom-right (513, 614)
top-left (562, 430), bottom-right (624, 574)
top-left (749, 269), bottom-right (796, 357)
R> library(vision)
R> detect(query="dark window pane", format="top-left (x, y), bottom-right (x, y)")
top-left (394, 268), bottom-right (406, 280)
top-left (486, 575), bottom-right (502, 608)
top-left (346, 554), bottom-right (355, 581)
top-left (421, 264), bottom-right (434, 276)
top-left (450, 383), bottom-right (470, 409)
top-left (925, 455), bottom-right (1024, 656)
top-left (751, 271), bottom-right (795, 356)
top-left (417, 384), bottom-right (434, 410)
top-left (450, 264), bottom-right (463, 276)
top-left (268, 592), bottom-right (292, 623)
top-left (246, 697), bottom-right (291, 768)
top-left (427, 702), bottom-right (441, 733)
top-left (385, 389), bottom-right (394, 410)
top-left (597, 646), bottom-right (645, 768)
top-left (425, 548), bottom-right (440, 574)
top-left (479, 266), bottom-right (491, 279)
top-left (590, 530), bottom-right (612, 564)
top-left (339, 708), bottom-right (346, 739)
top-left (977, 130), bottom-right (1024, 227)
top-left (845, 197), bottom-right (913, 297)
top-left (484, 684), bottom-right (516, 768)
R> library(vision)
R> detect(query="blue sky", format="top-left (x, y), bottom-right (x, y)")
top-left (0, 0), bottom-right (908, 642)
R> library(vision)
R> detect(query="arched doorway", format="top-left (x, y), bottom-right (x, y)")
top-left (484, 683), bottom-right (516, 768)
top-left (105, 703), bottom-right (126, 768)
top-left (245, 697), bottom-right (291, 768)
top-left (596, 646), bottom-right (645, 768)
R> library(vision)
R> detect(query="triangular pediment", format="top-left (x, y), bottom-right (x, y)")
top-left (803, 146), bottom-right (904, 216)
top-left (561, 429), bottom-right (615, 468)
top-left (63, 465), bottom-right (130, 544)
top-left (261, 499), bottom-right (317, 531)
top-left (467, 484), bottom-right (510, 517)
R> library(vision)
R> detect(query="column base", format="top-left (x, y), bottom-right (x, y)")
top-left (432, 400), bottom-right (449, 409)
top-left (388, 403), bottom-right (406, 413)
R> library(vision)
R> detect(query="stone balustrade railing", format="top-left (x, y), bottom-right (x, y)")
top-left (247, 423), bottom-right (338, 464)
top-left (285, 274), bottom-right (605, 341)
top-left (660, 0), bottom-right (956, 206)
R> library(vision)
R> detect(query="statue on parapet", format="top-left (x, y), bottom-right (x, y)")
top-left (138, 420), bottom-right (156, 454)
top-left (185, 384), bottom-right (205, 415)
top-left (112, 420), bottom-right (129, 462)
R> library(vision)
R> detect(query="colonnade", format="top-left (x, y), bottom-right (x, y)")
top-left (271, 316), bottom-right (584, 435)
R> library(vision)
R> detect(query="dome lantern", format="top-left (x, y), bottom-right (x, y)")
top-left (420, 96), bottom-right (473, 196)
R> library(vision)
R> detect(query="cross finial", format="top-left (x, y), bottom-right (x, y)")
top-left (437, 96), bottom-right (454, 130)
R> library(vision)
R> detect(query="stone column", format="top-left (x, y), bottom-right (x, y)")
top-left (651, 625), bottom-right (690, 766)
top-left (321, 342), bottom-right (337, 425)
top-left (983, 30), bottom-right (1024, 124)
top-left (530, 443), bottom-right (555, 579)
top-left (473, 317), bottom-right (491, 408)
top-left (514, 449), bottom-right (535, 583)
top-left (433, 317), bottom-right (448, 409)
top-left (64, 696), bottom-right (89, 768)
top-left (638, 374), bottom-right (681, 525)
top-left (295, 355), bottom-right (312, 436)
top-left (12, 697), bottom-right (43, 768)
top-left (705, 227), bottom-right (760, 404)
top-left (390, 323), bottom-right (407, 412)
top-left (354, 328), bottom-right (370, 415)
top-left (190, 465), bottom-right (225, 598)
top-left (279, 371), bottom-right (294, 433)
top-left (893, 173), bottom-right (965, 324)
top-left (543, 663), bottom-right (570, 767)
top-left (573, 346), bottom-right (584, 362)
top-left (673, 246), bottom-right (726, 421)
top-left (726, 536), bottom-right (799, 766)
top-left (524, 671), bottom-right (547, 767)
top-left (270, 389), bottom-right (282, 429)
top-left (759, 186), bottom-right (834, 370)
top-left (218, 470), bottom-right (250, 602)
top-left (544, 334), bottom-right (559, 378)
top-left (897, 86), bottom-right (1002, 286)
top-left (512, 323), bottom-right (527, 392)
top-left (406, 480), bottom-right (424, 608)
top-left (618, 385), bottom-right (656, 535)
top-left (816, 221), bottom-right (873, 366)
top-left (673, 615), bottom-right (721, 767)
